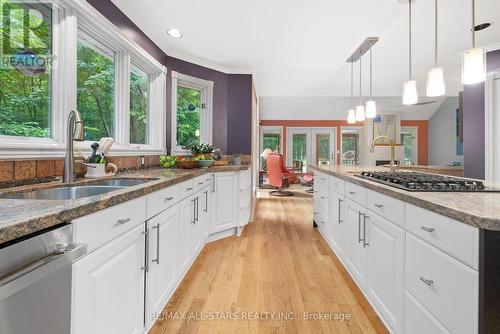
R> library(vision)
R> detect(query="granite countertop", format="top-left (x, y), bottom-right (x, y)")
top-left (0, 165), bottom-right (251, 245)
top-left (311, 165), bottom-right (500, 231)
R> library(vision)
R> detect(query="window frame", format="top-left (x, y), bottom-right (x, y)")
top-left (0, 0), bottom-right (167, 158)
top-left (171, 71), bottom-right (213, 155)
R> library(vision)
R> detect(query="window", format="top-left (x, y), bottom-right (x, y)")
top-left (259, 126), bottom-right (282, 169)
top-left (130, 65), bottom-right (149, 144)
top-left (77, 37), bottom-right (115, 141)
top-left (341, 128), bottom-right (360, 165)
top-left (171, 71), bottom-right (213, 154)
top-left (0, 0), bottom-right (52, 138)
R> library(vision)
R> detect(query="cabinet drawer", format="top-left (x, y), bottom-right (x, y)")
top-left (344, 182), bottom-right (366, 205)
top-left (73, 196), bottom-right (146, 252)
top-left (405, 204), bottom-right (479, 269)
top-left (314, 187), bottom-right (329, 212)
top-left (179, 180), bottom-right (195, 199)
top-left (328, 175), bottom-right (344, 194)
top-left (146, 184), bottom-right (180, 219)
top-left (405, 233), bottom-right (478, 334)
top-left (239, 168), bottom-right (251, 190)
top-left (366, 189), bottom-right (404, 226)
top-left (314, 170), bottom-right (328, 188)
top-left (315, 206), bottom-right (328, 230)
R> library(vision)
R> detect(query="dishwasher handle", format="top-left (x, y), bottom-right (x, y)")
top-left (0, 243), bottom-right (87, 300)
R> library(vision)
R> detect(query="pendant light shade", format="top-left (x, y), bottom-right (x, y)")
top-left (365, 47), bottom-right (376, 118)
top-left (347, 109), bottom-right (356, 124)
top-left (462, 47), bottom-right (486, 84)
top-left (365, 100), bottom-right (377, 118)
top-left (462, 0), bottom-right (486, 85)
top-left (402, 0), bottom-right (418, 105)
top-left (426, 0), bottom-right (445, 97)
top-left (355, 105), bottom-right (366, 122)
top-left (403, 80), bottom-right (418, 105)
top-left (426, 67), bottom-right (446, 97)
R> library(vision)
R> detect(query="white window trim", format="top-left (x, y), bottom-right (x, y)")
top-left (0, 0), bottom-right (167, 158)
top-left (259, 126), bottom-right (283, 154)
top-left (171, 71), bottom-right (213, 155)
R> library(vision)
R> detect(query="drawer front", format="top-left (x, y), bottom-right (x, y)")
top-left (146, 184), bottom-right (180, 219)
top-left (328, 175), bottom-right (344, 194)
top-left (73, 196), bottom-right (146, 252)
top-left (344, 182), bottom-right (366, 206)
top-left (314, 187), bottom-right (329, 212)
top-left (193, 175), bottom-right (209, 192)
top-left (404, 290), bottom-right (450, 334)
top-left (405, 233), bottom-right (478, 334)
top-left (179, 180), bottom-right (195, 199)
top-left (315, 206), bottom-right (328, 231)
top-left (366, 189), bottom-right (404, 226)
top-left (239, 168), bottom-right (251, 190)
top-left (405, 204), bottom-right (479, 269)
top-left (314, 170), bottom-right (328, 188)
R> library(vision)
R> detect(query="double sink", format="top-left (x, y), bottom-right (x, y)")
top-left (2, 178), bottom-right (156, 200)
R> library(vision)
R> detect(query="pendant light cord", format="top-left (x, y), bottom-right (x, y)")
top-left (434, 0), bottom-right (438, 67)
top-left (409, 0), bottom-right (412, 79)
top-left (350, 60), bottom-right (354, 104)
top-left (359, 56), bottom-right (362, 104)
top-left (472, 0), bottom-right (476, 47)
top-left (369, 48), bottom-right (373, 98)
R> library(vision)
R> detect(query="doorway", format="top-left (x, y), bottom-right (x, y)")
top-left (286, 128), bottom-right (337, 172)
top-left (400, 126), bottom-right (418, 165)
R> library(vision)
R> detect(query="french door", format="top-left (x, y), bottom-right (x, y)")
top-left (286, 128), bottom-right (337, 172)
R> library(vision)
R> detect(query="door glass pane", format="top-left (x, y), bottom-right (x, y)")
top-left (401, 133), bottom-right (414, 164)
top-left (130, 65), bottom-right (149, 144)
top-left (292, 133), bottom-right (307, 172)
top-left (315, 134), bottom-right (330, 166)
top-left (177, 85), bottom-right (201, 148)
top-left (261, 133), bottom-right (280, 169)
top-left (0, 1), bottom-right (53, 138)
top-left (77, 38), bottom-right (115, 141)
top-left (342, 131), bottom-right (359, 165)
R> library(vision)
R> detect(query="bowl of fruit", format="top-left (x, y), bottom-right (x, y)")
top-left (197, 154), bottom-right (214, 167)
top-left (176, 157), bottom-right (200, 169)
top-left (160, 155), bottom-right (177, 168)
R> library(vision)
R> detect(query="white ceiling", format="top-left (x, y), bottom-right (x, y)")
top-left (111, 0), bottom-right (500, 97)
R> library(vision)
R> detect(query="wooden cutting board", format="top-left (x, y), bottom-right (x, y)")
top-left (213, 160), bottom-right (229, 166)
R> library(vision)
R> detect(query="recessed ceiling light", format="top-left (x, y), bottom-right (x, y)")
top-left (167, 29), bottom-right (183, 38)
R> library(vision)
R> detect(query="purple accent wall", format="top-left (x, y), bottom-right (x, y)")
top-left (86, 0), bottom-right (252, 154)
top-left (463, 49), bottom-right (500, 179)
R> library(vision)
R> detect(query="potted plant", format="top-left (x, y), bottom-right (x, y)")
top-left (187, 143), bottom-right (214, 159)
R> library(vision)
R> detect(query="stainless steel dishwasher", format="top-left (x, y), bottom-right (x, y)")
top-left (0, 224), bottom-right (86, 334)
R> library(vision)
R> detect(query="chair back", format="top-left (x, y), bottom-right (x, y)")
top-left (267, 153), bottom-right (286, 188)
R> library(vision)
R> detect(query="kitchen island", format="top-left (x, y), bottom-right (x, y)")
top-left (312, 164), bottom-right (500, 334)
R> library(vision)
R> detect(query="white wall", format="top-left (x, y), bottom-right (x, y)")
top-left (259, 96), bottom-right (446, 120)
top-left (428, 97), bottom-right (463, 166)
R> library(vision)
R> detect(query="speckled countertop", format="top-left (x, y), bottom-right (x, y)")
top-left (0, 165), bottom-right (250, 245)
top-left (312, 165), bottom-right (500, 231)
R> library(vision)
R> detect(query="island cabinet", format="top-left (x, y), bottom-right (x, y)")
top-left (313, 168), bottom-right (478, 334)
top-left (71, 169), bottom-right (251, 334)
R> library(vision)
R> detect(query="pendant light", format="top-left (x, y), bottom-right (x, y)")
top-left (462, 0), bottom-right (486, 85)
top-left (426, 0), bottom-right (445, 97)
top-left (365, 47), bottom-right (377, 118)
top-left (402, 0), bottom-right (418, 105)
top-left (347, 60), bottom-right (356, 124)
top-left (355, 56), bottom-right (365, 122)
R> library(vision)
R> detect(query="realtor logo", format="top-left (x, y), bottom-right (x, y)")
top-left (0, 0), bottom-right (55, 75)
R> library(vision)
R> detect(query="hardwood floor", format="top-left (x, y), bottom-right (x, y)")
top-left (149, 187), bottom-right (388, 334)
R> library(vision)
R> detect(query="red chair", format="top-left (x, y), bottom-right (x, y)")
top-left (266, 153), bottom-right (298, 196)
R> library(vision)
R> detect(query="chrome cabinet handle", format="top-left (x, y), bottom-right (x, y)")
top-left (358, 211), bottom-right (363, 243)
top-left (186, 187), bottom-right (193, 191)
top-left (212, 174), bottom-right (216, 193)
top-left (420, 277), bottom-right (434, 287)
top-left (191, 199), bottom-right (196, 224)
top-left (348, 191), bottom-right (355, 195)
top-left (374, 204), bottom-right (383, 208)
top-left (195, 197), bottom-right (199, 222)
top-left (363, 214), bottom-right (370, 247)
top-left (338, 198), bottom-right (343, 224)
top-left (198, 182), bottom-right (204, 185)
top-left (320, 196), bottom-right (326, 199)
top-left (320, 221), bottom-right (326, 224)
top-left (313, 211), bottom-right (318, 214)
top-left (152, 224), bottom-right (160, 264)
top-left (421, 226), bottom-right (435, 233)
top-left (164, 196), bottom-right (174, 202)
top-left (142, 227), bottom-right (149, 272)
top-left (116, 218), bottom-right (131, 225)
top-left (204, 191), bottom-right (208, 212)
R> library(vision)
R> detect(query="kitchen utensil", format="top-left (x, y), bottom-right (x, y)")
top-left (84, 163), bottom-right (118, 178)
top-left (89, 142), bottom-right (99, 163)
top-left (213, 148), bottom-right (222, 160)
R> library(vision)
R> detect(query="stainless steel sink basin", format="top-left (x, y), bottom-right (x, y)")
top-left (2, 186), bottom-right (125, 200)
top-left (89, 178), bottom-right (156, 187)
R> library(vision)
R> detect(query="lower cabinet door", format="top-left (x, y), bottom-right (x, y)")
top-left (72, 224), bottom-right (145, 334)
top-left (343, 198), bottom-right (367, 289)
top-left (178, 195), bottom-right (197, 276)
top-left (329, 191), bottom-right (345, 257)
top-left (404, 290), bottom-right (450, 334)
top-left (147, 205), bottom-right (179, 326)
top-left (211, 172), bottom-right (238, 233)
top-left (365, 211), bottom-right (404, 334)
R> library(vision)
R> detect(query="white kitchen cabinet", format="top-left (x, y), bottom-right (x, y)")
top-left (146, 205), bottom-right (179, 327)
top-left (178, 194), bottom-right (198, 276)
top-left (329, 190), bottom-right (345, 257)
top-left (72, 224), bottom-right (145, 334)
top-left (365, 211), bottom-right (404, 334)
top-left (343, 198), bottom-right (367, 289)
top-left (211, 172), bottom-right (238, 233)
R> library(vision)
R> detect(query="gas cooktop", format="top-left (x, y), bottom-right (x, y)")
top-left (355, 171), bottom-right (500, 192)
